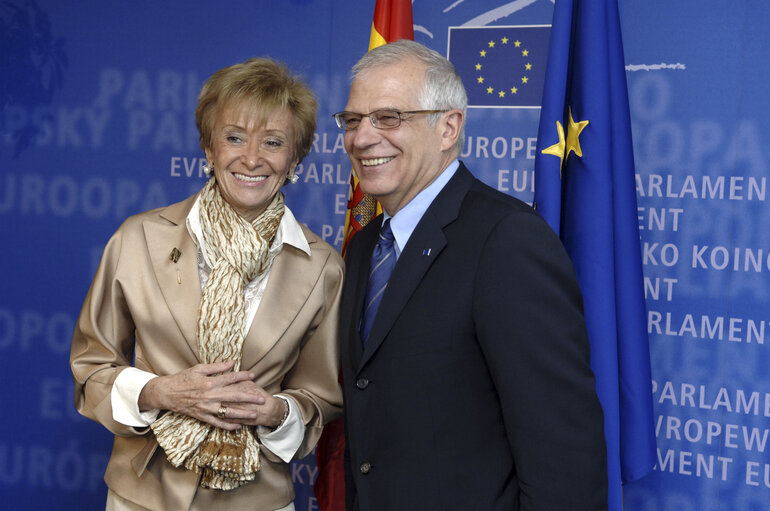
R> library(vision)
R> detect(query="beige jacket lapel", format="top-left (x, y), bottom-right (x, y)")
top-left (241, 225), bottom-right (330, 369)
top-left (143, 194), bottom-right (202, 358)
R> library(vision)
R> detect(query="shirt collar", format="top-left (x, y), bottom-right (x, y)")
top-left (386, 159), bottom-right (459, 256)
top-left (278, 205), bottom-right (311, 255)
top-left (186, 194), bottom-right (311, 269)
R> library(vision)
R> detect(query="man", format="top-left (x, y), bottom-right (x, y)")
top-left (335, 40), bottom-right (608, 510)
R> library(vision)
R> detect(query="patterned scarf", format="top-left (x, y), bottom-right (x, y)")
top-left (151, 177), bottom-right (284, 490)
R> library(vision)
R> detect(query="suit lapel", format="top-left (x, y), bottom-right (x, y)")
top-left (144, 195), bottom-right (202, 358)
top-left (358, 164), bottom-right (475, 370)
top-left (241, 227), bottom-right (329, 369)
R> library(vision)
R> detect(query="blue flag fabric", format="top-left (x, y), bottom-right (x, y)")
top-left (534, 0), bottom-right (656, 509)
top-left (448, 25), bottom-right (550, 108)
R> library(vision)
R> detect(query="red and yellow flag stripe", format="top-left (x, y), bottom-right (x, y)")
top-left (369, 0), bottom-right (414, 50)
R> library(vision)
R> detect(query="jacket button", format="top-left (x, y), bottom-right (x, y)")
top-left (356, 378), bottom-right (369, 389)
top-left (360, 462), bottom-right (371, 474)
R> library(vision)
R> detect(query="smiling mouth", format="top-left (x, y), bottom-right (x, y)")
top-left (360, 157), bottom-right (395, 166)
top-left (234, 173), bottom-right (268, 183)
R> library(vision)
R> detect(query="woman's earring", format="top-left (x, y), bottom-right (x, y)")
top-left (202, 162), bottom-right (213, 176)
top-left (289, 174), bottom-right (299, 184)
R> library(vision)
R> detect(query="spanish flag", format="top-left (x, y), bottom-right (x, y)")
top-left (314, 2), bottom-right (413, 509)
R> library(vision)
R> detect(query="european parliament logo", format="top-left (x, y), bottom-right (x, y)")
top-left (448, 25), bottom-right (550, 108)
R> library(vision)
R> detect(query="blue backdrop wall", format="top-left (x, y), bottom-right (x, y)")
top-left (1, 1), bottom-right (768, 509)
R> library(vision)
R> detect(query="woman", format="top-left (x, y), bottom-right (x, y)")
top-left (70, 58), bottom-right (343, 511)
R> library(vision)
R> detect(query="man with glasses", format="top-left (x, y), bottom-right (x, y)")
top-left (336, 40), bottom-right (607, 510)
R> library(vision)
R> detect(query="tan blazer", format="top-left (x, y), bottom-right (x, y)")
top-left (70, 194), bottom-right (344, 511)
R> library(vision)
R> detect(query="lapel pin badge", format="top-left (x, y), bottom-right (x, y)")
top-left (422, 248), bottom-right (431, 256)
top-left (169, 247), bottom-right (181, 263)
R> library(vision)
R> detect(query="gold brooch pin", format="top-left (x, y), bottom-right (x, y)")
top-left (169, 248), bottom-right (181, 263)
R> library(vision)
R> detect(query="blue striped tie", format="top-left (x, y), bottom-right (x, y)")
top-left (360, 219), bottom-right (396, 344)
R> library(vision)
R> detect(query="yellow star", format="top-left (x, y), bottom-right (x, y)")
top-left (541, 120), bottom-right (567, 174)
top-left (522, 76), bottom-right (529, 83)
top-left (498, 90), bottom-right (505, 98)
top-left (514, 40), bottom-right (521, 47)
top-left (486, 87), bottom-right (494, 94)
top-left (510, 86), bottom-right (518, 94)
top-left (525, 63), bottom-right (532, 70)
top-left (475, 63), bottom-right (482, 70)
top-left (488, 40), bottom-right (495, 48)
top-left (501, 37), bottom-right (509, 44)
top-left (477, 76), bottom-right (484, 84)
top-left (565, 106), bottom-right (589, 161)
top-left (522, 49), bottom-right (529, 56)
top-left (480, 50), bottom-right (487, 57)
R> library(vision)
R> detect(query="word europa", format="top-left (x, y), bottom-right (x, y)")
top-left (460, 136), bottom-right (538, 160)
top-left (0, 174), bottom-right (168, 218)
top-left (0, 442), bottom-right (108, 492)
top-left (0, 173), bottom-right (186, 219)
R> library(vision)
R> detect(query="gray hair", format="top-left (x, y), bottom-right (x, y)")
top-left (351, 39), bottom-right (467, 155)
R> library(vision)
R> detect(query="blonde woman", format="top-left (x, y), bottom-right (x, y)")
top-left (71, 58), bottom-right (342, 511)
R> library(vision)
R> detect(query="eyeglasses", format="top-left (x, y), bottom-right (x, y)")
top-left (332, 109), bottom-right (448, 131)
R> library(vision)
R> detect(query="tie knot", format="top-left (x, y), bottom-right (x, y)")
top-left (379, 219), bottom-right (394, 243)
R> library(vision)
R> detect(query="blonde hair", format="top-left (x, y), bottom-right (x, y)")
top-left (196, 58), bottom-right (317, 163)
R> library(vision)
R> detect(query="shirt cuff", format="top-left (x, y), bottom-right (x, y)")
top-left (111, 367), bottom-right (160, 427)
top-left (257, 395), bottom-right (304, 463)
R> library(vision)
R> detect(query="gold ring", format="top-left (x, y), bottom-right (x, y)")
top-left (217, 406), bottom-right (227, 419)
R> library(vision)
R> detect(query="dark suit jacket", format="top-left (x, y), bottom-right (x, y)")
top-left (341, 163), bottom-right (608, 510)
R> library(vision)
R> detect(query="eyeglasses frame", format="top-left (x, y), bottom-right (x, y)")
top-left (332, 109), bottom-right (449, 131)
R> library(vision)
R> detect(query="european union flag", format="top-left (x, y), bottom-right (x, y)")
top-left (448, 25), bottom-right (550, 108)
top-left (534, 1), bottom-right (656, 509)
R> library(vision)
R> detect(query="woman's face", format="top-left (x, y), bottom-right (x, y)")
top-left (204, 102), bottom-right (297, 222)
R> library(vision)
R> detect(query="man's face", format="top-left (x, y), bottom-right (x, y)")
top-left (343, 58), bottom-right (454, 215)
